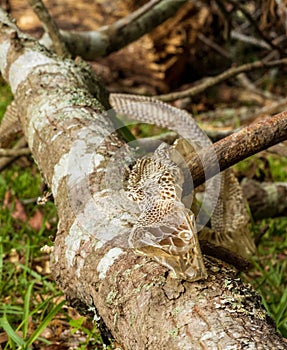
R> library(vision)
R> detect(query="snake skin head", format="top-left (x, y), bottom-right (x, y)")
top-left (130, 209), bottom-right (207, 281)
top-left (127, 144), bottom-right (207, 281)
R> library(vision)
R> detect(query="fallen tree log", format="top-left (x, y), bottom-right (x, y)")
top-left (0, 9), bottom-right (286, 349)
top-left (242, 179), bottom-right (287, 220)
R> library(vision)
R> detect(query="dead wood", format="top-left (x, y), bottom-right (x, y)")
top-left (186, 113), bottom-right (287, 188)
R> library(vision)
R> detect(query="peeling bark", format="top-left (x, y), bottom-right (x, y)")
top-left (1, 9), bottom-right (287, 349)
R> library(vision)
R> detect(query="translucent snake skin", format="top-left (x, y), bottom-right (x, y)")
top-left (109, 93), bottom-right (255, 281)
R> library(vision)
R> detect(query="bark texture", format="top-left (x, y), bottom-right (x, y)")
top-left (0, 9), bottom-right (287, 349)
top-left (186, 114), bottom-right (287, 187)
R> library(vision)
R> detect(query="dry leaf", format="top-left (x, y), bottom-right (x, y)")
top-left (29, 209), bottom-right (43, 230)
top-left (12, 198), bottom-right (27, 222)
top-left (2, 189), bottom-right (12, 209)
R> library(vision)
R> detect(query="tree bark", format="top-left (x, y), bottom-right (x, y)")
top-left (186, 114), bottom-right (287, 188)
top-left (0, 9), bottom-right (286, 349)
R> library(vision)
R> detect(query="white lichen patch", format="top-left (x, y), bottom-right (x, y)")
top-left (67, 139), bottom-right (93, 181)
top-left (52, 152), bottom-right (69, 196)
top-left (97, 248), bottom-right (125, 279)
top-left (65, 220), bottom-right (91, 268)
top-left (51, 137), bottom-right (104, 197)
top-left (93, 153), bottom-right (105, 169)
top-left (26, 96), bottom-right (68, 148)
top-left (81, 190), bottom-right (137, 244)
top-left (75, 257), bottom-right (85, 277)
top-left (51, 130), bottom-right (63, 142)
top-left (0, 40), bottom-right (10, 74)
top-left (87, 306), bottom-right (101, 322)
top-left (94, 241), bottom-right (104, 251)
top-left (200, 330), bottom-right (218, 341)
top-left (9, 50), bottom-right (54, 93)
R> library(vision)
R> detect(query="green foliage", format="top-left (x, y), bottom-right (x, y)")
top-left (0, 78), bottom-right (12, 119)
top-left (69, 317), bottom-right (104, 347)
top-left (235, 153), bottom-right (287, 182)
top-left (267, 155), bottom-right (287, 182)
top-left (0, 161), bottom-right (109, 348)
top-left (246, 218), bottom-right (287, 337)
top-left (0, 124), bottom-right (107, 350)
top-left (237, 154), bottom-right (287, 337)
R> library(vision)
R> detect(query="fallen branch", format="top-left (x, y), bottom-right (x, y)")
top-left (0, 137), bottom-right (27, 171)
top-left (186, 111), bottom-right (287, 187)
top-left (27, 0), bottom-right (69, 57)
top-left (199, 240), bottom-right (252, 271)
top-left (158, 58), bottom-right (287, 101)
top-left (197, 96), bottom-right (287, 129)
top-left (0, 147), bottom-right (30, 157)
top-left (40, 0), bottom-right (187, 59)
top-left (242, 179), bottom-right (287, 220)
top-left (227, 0), bottom-right (285, 55)
top-left (231, 30), bottom-right (271, 50)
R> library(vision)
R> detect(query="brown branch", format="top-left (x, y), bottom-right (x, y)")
top-left (0, 147), bottom-right (30, 156)
top-left (41, 0), bottom-right (187, 59)
top-left (197, 33), bottom-right (232, 59)
top-left (27, 0), bottom-right (69, 57)
top-left (187, 111), bottom-right (287, 188)
top-left (227, 0), bottom-right (285, 55)
top-left (200, 240), bottom-right (252, 271)
top-left (158, 58), bottom-right (287, 102)
top-left (114, 0), bottom-right (162, 24)
top-left (0, 137), bottom-right (27, 171)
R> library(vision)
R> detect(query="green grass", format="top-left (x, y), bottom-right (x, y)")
top-left (235, 153), bottom-right (287, 182)
top-left (244, 217), bottom-right (287, 337)
top-left (0, 161), bottom-right (108, 349)
top-left (235, 155), bottom-right (287, 337)
top-left (0, 78), bottom-right (12, 117)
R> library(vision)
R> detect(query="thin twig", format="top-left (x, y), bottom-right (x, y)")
top-left (0, 147), bottom-right (30, 156)
top-left (157, 58), bottom-right (287, 102)
top-left (236, 73), bottom-right (278, 101)
top-left (27, 0), bottom-right (69, 57)
top-left (250, 97), bottom-right (287, 119)
top-left (197, 33), bottom-right (232, 59)
top-left (116, 0), bottom-right (162, 25)
top-left (231, 30), bottom-right (271, 50)
top-left (198, 97), bottom-right (287, 128)
top-left (0, 137), bottom-right (28, 171)
top-left (227, 0), bottom-right (285, 55)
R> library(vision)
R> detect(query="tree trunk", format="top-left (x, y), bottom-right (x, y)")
top-left (0, 9), bottom-right (286, 349)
